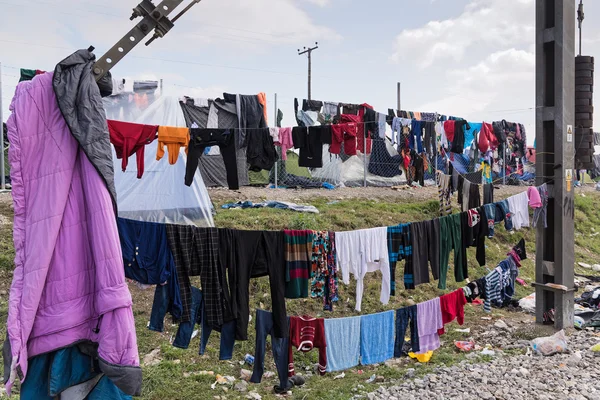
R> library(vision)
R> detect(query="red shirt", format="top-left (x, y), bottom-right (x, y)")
top-left (437, 289), bottom-right (467, 335)
top-left (341, 114), bottom-right (371, 155)
top-left (478, 122), bottom-right (499, 152)
top-left (444, 120), bottom-right (456, 143)
top-left (330, 123), bottom-right (358, 156)
top-left (288, 316), bottom-right (327, 376)
top-left (108, 120), bottom-right (158, 179)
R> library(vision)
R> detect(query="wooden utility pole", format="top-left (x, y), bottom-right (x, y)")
top-left (298, 42), bottom-right (319, 100)
top-left (534, 0), bottom-right (576, 329)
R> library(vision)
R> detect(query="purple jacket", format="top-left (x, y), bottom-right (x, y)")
top-left (4, 72), bottom-right (141, 395)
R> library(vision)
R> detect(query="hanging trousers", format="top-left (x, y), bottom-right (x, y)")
top-left (251, 309), bottom-right (289, 390)
top-left (186, 128), bottom-right (239, 190)
top-left (172, 287), bottom-right (236, 360)
top-left (439, 213), bottom-right (463, 290)
top-left (394, 305), bottom-right (420, 357)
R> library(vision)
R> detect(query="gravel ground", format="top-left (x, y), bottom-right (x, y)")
top-left (366, 329), bottom-right (600, 400)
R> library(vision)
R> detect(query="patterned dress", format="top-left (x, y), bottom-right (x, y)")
top-left (310, 231), bottom-right (338, 311)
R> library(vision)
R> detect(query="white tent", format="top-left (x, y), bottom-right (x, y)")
top-left (104, 93), bottom-right (214, 227)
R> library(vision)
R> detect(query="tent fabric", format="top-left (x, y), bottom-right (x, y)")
top-left (103, 94), bottom-right (214, 227)
top-left (5, 72), bottom-right (141, 396)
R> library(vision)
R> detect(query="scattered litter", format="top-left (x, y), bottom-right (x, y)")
top-left (494, 320), bottom-right (510, 330)
top-left (574, 316), bottom-right (585, 329)
top-left (246, 391), bottom-right (262, 400)
top-left (211, 375), bottom-right (235, 390)
top-left (481, 317), bottom-right (492, 321)
top-left (409, 351), bottom-right (433, 363)
top-left (327, 200), bottom-right (340, 205)
top-left (356, 370), bottom-right (363, 375)
top-left (333, 372), bottom-right (345, 380)
top-left (531, 329), bottom-right (568, 356)
top-left (365, 374), bottom-right (376, 383)
top-left (183, 370), bottom-right (213, 378)
top-left (455, 341), bottom-right (475, 352)
top-left (590, 343), bottom-right (600, 352)
top-left (191, 329), bottom-right (198, 340)
top-left (516, 278), bottom-right (528, 286)
top-left (239, 369), bottom-right (252, 381)
top-left (172, 359), bottom-right (181, 364)
top-left (481, 348), bottom-right (496, 356)
top-left (519, 293), bottom-right (536, 313)
top-left (454, 328), bottom-right (471, 333)
top-left (263, 371), bottom-right (275, 379)
top-left (244, 354), bottom-right (255, 366)
top-left (142, 348), bottom-right (162, 367)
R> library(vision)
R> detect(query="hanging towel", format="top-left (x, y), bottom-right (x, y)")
top-left (156, 126), bottom-right (189, 165)
top-left (416, 297), bottom-right (443, 353)
top-left (324, 316), bottom-right (361, 372)
top-left (360, 311), bottom-right (395, 365)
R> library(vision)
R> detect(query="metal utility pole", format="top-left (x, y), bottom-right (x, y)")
top-left (397, 82), bottom-right (401, 112)
top-left (578, 0), bottom-right (584, 56)
top-left (298, 42), bottom-right (319, 100)
top-left (534, 0), bottom-right (576, 330)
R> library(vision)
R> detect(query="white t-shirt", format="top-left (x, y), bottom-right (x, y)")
top-left (507, 191), bottom-right (530, 230)
top-left (335, 227), bottom-right (390, 311)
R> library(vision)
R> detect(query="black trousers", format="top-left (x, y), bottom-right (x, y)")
top-left (227, 230), bottom-right (288, 341)
top-left (186, 128), bottom-right (239, 190)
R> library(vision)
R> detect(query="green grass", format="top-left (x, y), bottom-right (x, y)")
top-left (0, 192), bottom-right (599, 399)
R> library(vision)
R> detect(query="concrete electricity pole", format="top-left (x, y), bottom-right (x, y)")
top-left (298, 42), bottom-right (319, 100)
top-left (534, 0), bottom-right (576, 329)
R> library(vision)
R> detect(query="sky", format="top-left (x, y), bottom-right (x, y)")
top-left (1, 0), bottom-right (600, 145)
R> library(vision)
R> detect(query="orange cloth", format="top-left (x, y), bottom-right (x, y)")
top-left (257, 92), bottom-right (268, 125)
top-left (156, 126), bottom-right (189, 165)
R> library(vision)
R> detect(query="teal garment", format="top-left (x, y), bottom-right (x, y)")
top-left (19, 68), bottom-right (36, 82)
top-left (324, 316), bottom-right (361, 372)
top-left (360, 311), bottom-right (395, 365)
top-left (463, 123), bottom-right (482, 150)
top-left (21, 346), bottom-right (131, 400)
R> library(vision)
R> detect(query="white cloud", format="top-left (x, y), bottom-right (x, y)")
top-left (391, 0), bottom-right (534, 68)
top-left (298, 0), bottom-right (332, 7)
top-left (415, 48), bottom-right (535, 141)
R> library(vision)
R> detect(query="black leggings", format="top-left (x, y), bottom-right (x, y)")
top-left (186, 128), bottom-right (239, 190)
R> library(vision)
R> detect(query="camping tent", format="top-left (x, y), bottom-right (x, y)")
top-left (103, 93), bottom-right (214, 227)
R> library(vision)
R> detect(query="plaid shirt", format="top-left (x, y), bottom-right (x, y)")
top-left (166, 225), bottom-right (224, 327)
top-left (387, 223), bottom-right (414, 293)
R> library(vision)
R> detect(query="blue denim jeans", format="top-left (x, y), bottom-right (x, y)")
top-left (172, 287), bottom-right (235, 360)
top-left (250, 309), bottom-right (289, 389)
top-left (149, 284), bottom-right (170, 333)
top-left (394, 305), bottom-right (419, 357)
top-left (496, 200), bottom-right (514, 231)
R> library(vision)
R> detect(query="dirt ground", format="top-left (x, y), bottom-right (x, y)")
top-left (206, 184), bottom-right (591, 204)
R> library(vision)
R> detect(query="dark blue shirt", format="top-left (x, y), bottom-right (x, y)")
top-left (117, 218), bottom-right (182, 319)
